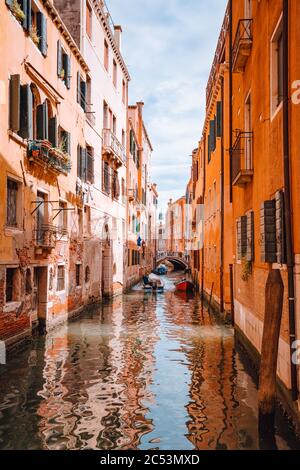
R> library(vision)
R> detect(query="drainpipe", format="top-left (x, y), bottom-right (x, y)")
top-left (220, 76), bottom-right (225, 314)
top-left (282, 0), bottom-right (298, 401)
top-left (229, 0), bottom-right (233, 203)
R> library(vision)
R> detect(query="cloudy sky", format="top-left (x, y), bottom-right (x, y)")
top-left (109, 0), bottom-right (228, 213)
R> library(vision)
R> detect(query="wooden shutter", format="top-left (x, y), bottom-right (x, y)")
top-left (77, 72), bottom-right (81, 103)
top-left (237, 216), bottom-right (247, 260)
top-left (9, 74), bottom-right (20, 132)
top-left (77, 145), bottom-right (81, 178)
top-left (210, 118), bottom-right (216, 152)
top-left (80, 80), bottom-right (87, 111)
top-left (49, 116), bottom-right (58, 148)
top-left (275, 191), bottom-right (286, 264)
top-left (130, 130), bottom-right (134, 154)
top-left (37, 12), bottom-right (47, 56)
top-left (260, 200), bottom-right (276, 263)
top-left (57, 40), bottom-right (62, 77)
top-left (65, 55), bottom-right (71, 89)
top-left (19, 84), bottom-right (33, 139)
top-left (36, 101), bottom-right (48, 140)
top-left (22, 0), bottom-right (31, 31)
top-left (66, 132), bottom-right (71, 155)
top-left (246, 211), bottom-right (254, 262)
top-left (207, 134), bottom-right (211, 163)
top-left (81, 148), bottom-right (87, 181)
top-left (216, 101), bottom-right (222, 138)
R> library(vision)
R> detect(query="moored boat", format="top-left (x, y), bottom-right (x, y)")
top-left (175, 280), bottom-right (194, 292)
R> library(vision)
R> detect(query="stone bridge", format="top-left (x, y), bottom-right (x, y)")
top-left (156, 252), bottom-right (189, 270)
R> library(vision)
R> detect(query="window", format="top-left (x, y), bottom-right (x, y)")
top-left (121, 178), bottom-right (125, 204)
top-left (57, 266), bottom-right (65, 291)
top-left (103, 161), bottom-right (111, 194)
top-left (104, 40), bottom-right (109, 71)
top-left (6, 268), bottom-right (18, 303)
top-left (113, 60), bottom-right (117, 88)
top-left (6, 178), bottom-right (20, 227)
top-left (58, 200), bottom-right (67, 231)
top-left (86, 145), bottom-right (95, 184)
top-left (271, 17), bottom-right (283, 115)
top-left (57, 41), bottom-right (71, 89)
top-left (103, 101), bottom-right (108, 128)
top-left (78, 145), bottom-right (91, 182)
top-left (25, 268), bottom-right (32, 294)
top-left (77, 73), bottom-right (86, 111)
top-left (122, 80), bottom-right (126, 104)
top-left (86, 1), bottom-right (92, 40)
top-left (113, 115), bottom-right (116, 135)
top-left (85, 266), bottom-right (90, 284)
top-left (122, 129), bottom-right (125, 148)
top-left (112, 171), bottom-right (120, 200)
top-left (76, 264), bottom-right (81, 287)
top-left (58, 127), bottom-right (71, 155)
top-left (6, 2), bottom-right (47, 55)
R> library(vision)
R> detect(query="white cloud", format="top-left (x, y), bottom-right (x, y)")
top-left (108, 0), bottom-right (228, 211)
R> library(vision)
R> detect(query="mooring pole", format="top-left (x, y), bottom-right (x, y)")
top-left (258, 269), bottom-right (284, 427)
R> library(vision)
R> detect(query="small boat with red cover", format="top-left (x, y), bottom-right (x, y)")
top-left (175, 279), bottom-right (194, 292)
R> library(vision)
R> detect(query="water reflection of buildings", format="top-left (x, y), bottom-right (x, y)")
top-left (35, 294), bottom-right (159, 450)
top-left (117, 294), bottom-right (159, 449)
top-left (163, 292), bottom-right (259, 450)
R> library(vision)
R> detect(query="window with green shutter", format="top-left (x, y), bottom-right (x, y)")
top-left (37, 12), bottom-right (47, 57)
top-left (36, 101), bottom-right (48, 140)
top-left (216, 101), bottom-right (223, 138)
top-left (19, 84), bottom-right (33, 139)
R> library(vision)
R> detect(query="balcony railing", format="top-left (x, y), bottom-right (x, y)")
top-left (232, 131), bottom-right (254, 187)
top-left (34, 224), bottom-right (68, 252)
top-left (102, 129), bottom-right (126, 166)
top-left (28, 140), bottom-right (71, 175)
top-left (232, 19), bottom-right (253, 72)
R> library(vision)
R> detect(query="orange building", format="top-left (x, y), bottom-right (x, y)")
top-left (188, 0), bottom-right (300, 419)
top-left (189, 7), bottom-right (233, 313)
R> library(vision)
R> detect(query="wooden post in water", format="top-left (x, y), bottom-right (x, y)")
top-left (258, 269), bottom-right (284, 421)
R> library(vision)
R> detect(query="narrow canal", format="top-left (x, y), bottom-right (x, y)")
top-left (0, 272), bottom-right (299, 450)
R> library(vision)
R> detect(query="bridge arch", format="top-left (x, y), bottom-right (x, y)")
top-left (156, 253), bottom-right (188, 271)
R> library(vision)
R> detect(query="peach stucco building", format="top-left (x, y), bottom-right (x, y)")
top-left (0, 0), bottom-right (158, 351)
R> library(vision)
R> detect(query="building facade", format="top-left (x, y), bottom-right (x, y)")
top-left (0, 0), bottom-right (89, 345)
top-left (187, 0), bottom-right (300, 417)
top-left (0, 0), bottom-right (158, 352)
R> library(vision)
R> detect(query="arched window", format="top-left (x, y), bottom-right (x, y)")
top-left (85, 266), bottom-right (90, 284)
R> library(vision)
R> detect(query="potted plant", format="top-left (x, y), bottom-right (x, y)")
top-left (30, 25), bottom-right (40, 46)
top-left (11, 0), bottom-right (25, 23)
top-left (241, 256), bottom-right (252, 282)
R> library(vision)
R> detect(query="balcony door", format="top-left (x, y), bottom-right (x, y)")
top-left (244, 92), bottom-right (252, 170)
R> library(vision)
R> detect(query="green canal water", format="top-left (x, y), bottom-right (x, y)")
top-left (0, 273), bottom-right (299, 450)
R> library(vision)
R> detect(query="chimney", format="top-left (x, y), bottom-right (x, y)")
top-left (114, 25), bottom-right (122, 51)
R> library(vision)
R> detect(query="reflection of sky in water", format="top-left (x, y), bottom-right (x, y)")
top-left (0, 273), bottom-right (299, 450)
